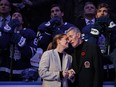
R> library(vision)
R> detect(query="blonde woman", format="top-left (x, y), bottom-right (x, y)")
top-left (39, 34), bottom-right (75, 87)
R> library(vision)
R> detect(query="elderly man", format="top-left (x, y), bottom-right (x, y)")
top-left (66, 26), bottom-right (103, 87)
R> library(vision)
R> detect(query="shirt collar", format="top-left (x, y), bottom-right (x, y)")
top-left (85, 18), bottom-right (95, 25)
top-left (0, 15), bottom-right (11, 21)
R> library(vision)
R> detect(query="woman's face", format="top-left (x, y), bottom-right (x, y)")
top-left (58, 35), bottom-right (69, 49)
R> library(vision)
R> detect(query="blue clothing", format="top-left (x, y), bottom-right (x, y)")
top-left (38, 22), bottom-right (75, 51)
top-left (0, 28), bottom-right (37, 81)
top-left (0, 15), bottom-right (11, 27)
top-left (82, 24), bottom-right (98, 44)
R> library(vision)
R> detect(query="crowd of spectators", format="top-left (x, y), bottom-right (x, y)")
top-left (0, 1), bottom-right (116, 86)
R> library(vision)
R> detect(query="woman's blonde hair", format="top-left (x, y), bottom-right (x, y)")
top-left (47, 34), bottom-right (66, 50)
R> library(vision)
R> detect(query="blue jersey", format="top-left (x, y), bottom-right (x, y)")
top-left (0, 28), bottom-right (37, 81)
top-left (38, 22), bottom-right (75, 51)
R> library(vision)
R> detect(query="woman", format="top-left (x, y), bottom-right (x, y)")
top-left (39, 34), bottom-right (75, 87)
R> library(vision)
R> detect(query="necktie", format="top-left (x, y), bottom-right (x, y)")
top-left (88, 20), bottom-right (93, 25)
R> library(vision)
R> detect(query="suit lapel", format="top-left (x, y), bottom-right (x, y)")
top-left (53, 50), bottom-right (69, 71)
top-left (78, 42), bottom-right (88, 72)
top-left (80, 18), bottom-right (86, 30)
top-left (82, 19), bottom-right (86, 26)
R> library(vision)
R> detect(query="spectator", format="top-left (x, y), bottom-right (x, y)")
top-left (74, 0), bottom-right (100, 20)
top-left (0, 0), bottom-right (12, 81)
top-left (95, 3), bottom-right (116, 81)
top-left (12, 0), bottom-right (60, 32)
top-left (0, 11), bottom-right (37, 81)
top-left (74, 2), bottom-right (97, 31)
top-left (95, 2), bottom-right (116, 64)
top-left (0, 0), bottom-right (11, 27)
top-left (100, 0), bottom-right (116, 23)
top-left (74, 2), bottom-right (99, 45)
top-left (37, 4), bottom-right (75, 51)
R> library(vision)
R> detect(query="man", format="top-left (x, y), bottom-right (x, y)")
top-left (0, 0), bottom-right (11, 27)
top-left (100, 0), bottom-right (116, 23)
top-left (66, 27), bottom-right (103, 87)
top-left (95, 3), bottom-right (116, 81)
top-left (0, 0), bottom-right (11, 81)
top-left (97, 2), bottom-right (116, 83)
top-left (96, 3), bottom-right (116, 53)
top-left (74, 2), bottom-right (96, 31)
top-left (0, 11), bottom-right (37, 81)
top-left (75, 2), bottom-right (97, 45)
top-left (37, 4), bottom-right (75, 51)
top-left (74, 0), bottom-right (99, 20)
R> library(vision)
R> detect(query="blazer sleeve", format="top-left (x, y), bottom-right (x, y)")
top-left (39, 51), bottom-right (60, 81)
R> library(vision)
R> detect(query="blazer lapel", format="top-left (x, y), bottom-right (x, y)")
top-left (62, 52), bottom-right (68, 71)
top-left (53, 49), bottom-right (61, 71)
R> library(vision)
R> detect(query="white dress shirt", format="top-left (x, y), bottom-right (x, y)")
top-left (85, 18), bottom-right (95, 25)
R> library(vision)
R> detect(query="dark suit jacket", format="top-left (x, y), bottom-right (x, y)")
top-left (110, 48), bottom-right (116, 70)
top-left (74, 17), bottom-right (86, 31)
top-left (70, 41), bottom-right (103, 87)
top-left (74, 17), bottom-right (96, 32)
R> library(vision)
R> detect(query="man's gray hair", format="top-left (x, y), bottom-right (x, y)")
top-left (65, 26), bottom-right (81, 34)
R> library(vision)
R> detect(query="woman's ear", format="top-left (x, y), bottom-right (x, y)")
top-left (57, 39), bottom-right (60, 45)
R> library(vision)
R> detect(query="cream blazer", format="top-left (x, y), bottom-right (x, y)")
top-left (39, 49), bottom-right (72, 87)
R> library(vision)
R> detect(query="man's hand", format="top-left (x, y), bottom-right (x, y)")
top-left (3, 19), bottom-right (21, 33)
top-left (45, 17), bottom-right (61, 28)
top-left (68, 69), bottom-right (75, 79)
top-left (62, 70), bottom-right (69, 78)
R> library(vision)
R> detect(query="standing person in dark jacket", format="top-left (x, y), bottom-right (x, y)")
top-left (66, 26), bottom-right (103, 87)
top-left (95, 3), bottom-right (116, 81)
top-left (74, 2), bottom-right (97, 31)
top-left (0, 0), bottom-right (12, 81)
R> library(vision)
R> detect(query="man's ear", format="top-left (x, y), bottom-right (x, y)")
top-left (61, 12), bottom-right (64, 16)
top-left (77, 32), bottom-right (81, 38)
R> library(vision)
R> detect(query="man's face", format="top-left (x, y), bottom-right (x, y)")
top-left (96, 7), bottom-right (108, 18)
top-left (66, 30), bottom-right (79, 48)
top-left (12, 12), bottom-right (23, 24)
top-left (84, 4), bottom-right (96, 15)
top-left (50, 6), bottom-right (64, 18)
top-left (0, 0), bottom-right (10, 14)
